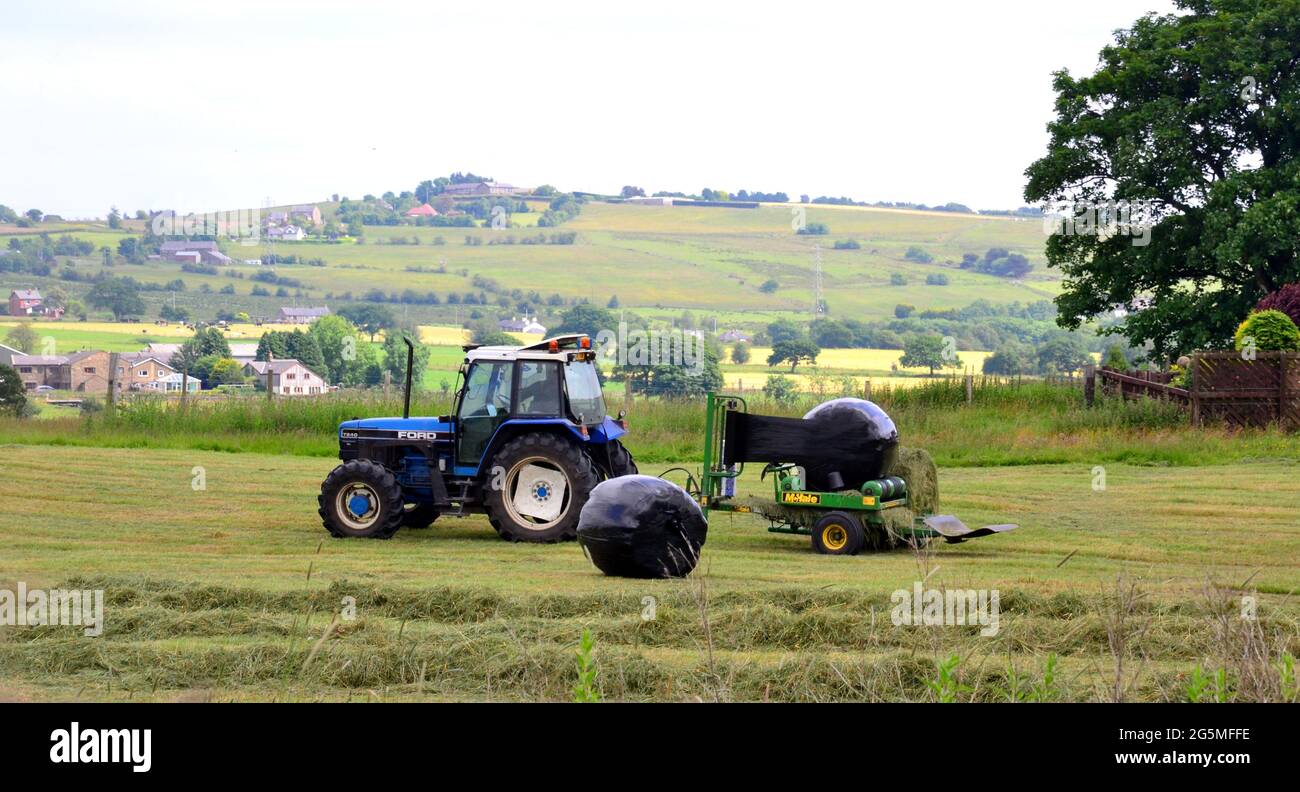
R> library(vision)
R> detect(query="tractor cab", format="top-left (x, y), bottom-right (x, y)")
top-left (322, 335), bottom-right (636, 543)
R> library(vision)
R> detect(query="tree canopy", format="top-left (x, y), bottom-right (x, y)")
top-left (1025, 0), bottom-right (1300, 361)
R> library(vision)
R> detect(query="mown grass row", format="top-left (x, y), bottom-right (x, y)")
top-left (4, 576), bottom-right (1295, 701)
top-left (2, 379), bottom-right (1296, 466)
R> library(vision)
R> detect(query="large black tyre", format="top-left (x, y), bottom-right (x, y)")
top-left (318, 459), bottom-right (405, 539)
top-left (401, 502), bottom-right (441, 528)
top-left (810, 511), bottom-right (866, 556)
top-left (604, 439), bottom-right (638, 478)
top-left (484, 433), bottom-right (598, 543)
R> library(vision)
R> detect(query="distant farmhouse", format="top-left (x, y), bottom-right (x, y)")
top-left (277, 306), bottom-right (330, 323)
top-left (244, 359), bottom-right (328, 395)
top-left (290, 205), bottom-right (322, 227)
top-left (443, 181), bottom-right (527, 197)
top-left (159, 241), bottom-right (232, 266)
top-left (497, 316), bottom-right (547, 335)
top-left (8, 289), bottom-right (63, 319)
top-left (265, 225), bottom-right (306, 241)
top-left (405, 203), bottom-right (439, 218)
top-left (718, 330), bottom-right (752, 344)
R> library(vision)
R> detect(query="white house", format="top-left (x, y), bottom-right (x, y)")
top-left (243, 359), bottom-right (328, 395)
top-left (266, 225), bottom-right (306, 241)
top-left (497, 316), bottom-right (547, 335)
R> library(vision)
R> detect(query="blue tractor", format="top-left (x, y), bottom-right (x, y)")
top-left (318, 335), bottom-right (636, 542)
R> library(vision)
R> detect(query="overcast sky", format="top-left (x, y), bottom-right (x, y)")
top-left (1, 0), bottom-right (1176, 218)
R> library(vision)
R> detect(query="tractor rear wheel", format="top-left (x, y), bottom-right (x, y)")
top-left (484, 433), bottom-right (598, 543)
top-left (319, 460), bottom-right (405, 539)
top-left (401, 502), bottom-right (441, 528)
top-left (604, 439), bottom-right (638, 478)
top-left (810, 512), bottom-right (866, 556)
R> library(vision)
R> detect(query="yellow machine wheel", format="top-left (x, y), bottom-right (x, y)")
top-left (811, 512), bottom-right (866, 555)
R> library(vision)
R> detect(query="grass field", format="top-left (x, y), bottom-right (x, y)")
top-left (0, 443), bottom-right (1295, 702)
top-left (0, 201), bottom-right (1057, 331)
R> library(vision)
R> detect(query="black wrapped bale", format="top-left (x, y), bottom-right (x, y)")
top-left (797, 398), bottom-right (900, 491)
top-left (577, 475), bottom-right (708, 578)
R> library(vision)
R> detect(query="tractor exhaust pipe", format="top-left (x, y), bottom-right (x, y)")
top-left (403, 336), bottom-right (415, 419)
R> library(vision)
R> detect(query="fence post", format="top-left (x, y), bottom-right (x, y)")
top-left (1280, 351), bottom-right (1289, 427)
top-left (863, 378), bottom-right (871, 402)
top-left (964, 374), bottom-right (973, 405)
top-left (1084, 364), bottom-right (1095, 406)
top-left (105, 352), bottom-right (119, 417)
top-left (1190, 354), bottom-right (1201, 426)
top-left (383, 369), bottom-right (391, 399)
top-left (180, 368), bottom-right (189, 412)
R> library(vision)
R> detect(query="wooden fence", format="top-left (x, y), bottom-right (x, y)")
top-left (1092, 351), bottom-right (1299, 429)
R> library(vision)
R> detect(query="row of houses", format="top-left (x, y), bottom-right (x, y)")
top-left (7, 339), bottom-right (327, 397)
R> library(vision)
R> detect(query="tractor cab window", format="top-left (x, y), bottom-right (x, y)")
top-left (516, 360), bottom-right (561, 416)
top-left (457, 361), bottom-right (514, 466)
top-left (563, 360), bottom-right (606, 425)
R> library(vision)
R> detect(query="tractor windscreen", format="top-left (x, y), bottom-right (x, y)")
top-left (564, 360), bottom-right (606, 424)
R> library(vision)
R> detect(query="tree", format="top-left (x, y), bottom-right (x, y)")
top-left (766, 318), bottom-right (803, 345)
top-left (1256, 283), bottom-right (1300, 328)
top-left (309, 314), bottom-right (364, 384)
top-left (894, 304), bottom-right (915, 319)
top-left (1103, 344), bottom-right (1130, 370)
top-left (336, 303), bottom-right (396, 341)
top-left (5, 323), bottom-right (38, 354)
top-left (383, 327), bottom-right (432, 387)
top-left (86, 277), bottom-right (145, 320)
top-left (1036, 335), bottom-right (1090, 375)
top-left (904, 246), bottom-right (933, 263)
top-left (24, 209), bottom-right (42, 223)
top-left (553, 304), bottom-right (617, 338)
top-left (730, 341), bottom-right (751, 364)
top-left (759, 279), bottom-right (779, 294)
top-left (983, 344), bottom-right (1031, 375)
top-left (767, 339), bottom-right (820, 372)
top-left (1024, 0), bottom-right (1300, 361)
top-left (107, 206), bottom-right (122, 229)
top-left (762, 374), bottom-right (799, 406)
top-left (620, 186), bottom-right (646, 198)
top-left (0, 205), bottom-right (17, 223)
top-left (607, 294), bottom-right (620, 309)
top-left (172, 327), bottom-right (232, 373)
top-left (0, 363), bottom-right (27, 417)
top-left (900, 335), bottom-right (959, 376)
top-left (208, 358), bottom-right (246, 385)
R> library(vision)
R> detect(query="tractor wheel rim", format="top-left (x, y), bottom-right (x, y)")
top-left (503, 455), bottom-right (571, 531)
top-left (823, 524), bottom-right (848, 551)
top-left (336, 482), bottom-right (381, 531)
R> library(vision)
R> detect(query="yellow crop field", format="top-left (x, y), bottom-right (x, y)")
top-left (730, 346), bottom-right (992, 375)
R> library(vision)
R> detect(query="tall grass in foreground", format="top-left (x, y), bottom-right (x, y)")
top-left (1, 379), bottom-right (1296, 466)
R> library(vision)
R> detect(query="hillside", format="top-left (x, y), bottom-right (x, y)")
top-left (0, 200), bottom-right (1055, 332)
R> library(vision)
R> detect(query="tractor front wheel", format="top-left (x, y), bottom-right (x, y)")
top-left (810, 512), bottom-right (866, 556)
top-left (603, 439), bottom-right (638, 478)
top-left (484, 433), bottom-right (598, 543)
top-left (319, 460), bottom-right (405, 539)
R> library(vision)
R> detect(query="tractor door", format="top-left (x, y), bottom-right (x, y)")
top-left (456, 360), bottom-right (514, 468)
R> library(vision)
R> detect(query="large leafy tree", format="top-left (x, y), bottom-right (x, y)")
top-left (86, 276), bottom-right (146, 320)
top-left (1025, 0), bottom-right (1300, 361)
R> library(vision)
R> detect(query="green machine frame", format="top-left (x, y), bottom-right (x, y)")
top-left (696, 393), bottom-right (931, 542)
